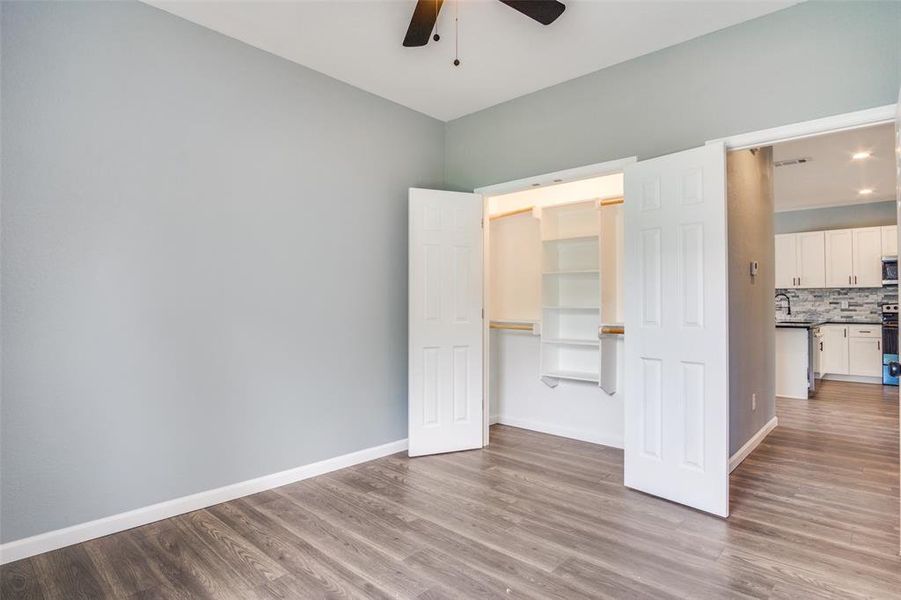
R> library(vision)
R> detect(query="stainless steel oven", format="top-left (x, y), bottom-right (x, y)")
top-left (882, 304), bottom-right (898, 385)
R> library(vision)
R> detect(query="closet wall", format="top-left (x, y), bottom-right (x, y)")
top-left (488, 176), bottom-right (625, 447)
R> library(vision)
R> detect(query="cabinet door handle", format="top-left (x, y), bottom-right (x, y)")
top-left (848, 275), bottom-right (852, 285)
top-left (854, 275), bottom-right (858, 285)
top-left (878, 341), bottom-right (881, 350)
top-left (819, 341), bottom-right (823, 351)
top-left (844, 329), bottom-right (847, 338)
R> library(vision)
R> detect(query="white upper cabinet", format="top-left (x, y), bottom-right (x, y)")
top-left (851, 227), bottom-right (883, 287)
top-left (774, 234), bottom-right (799, 288)
top-left (774, 231), bottom-right (825, 289)
top-left (796, 231), bottom-right (826, 288)
top-left (781, 225), bottom-right (890, 289)
top-left (824, 229), bottom-right (854, 288)
top-left (881, 225), bottom-right (898, 257)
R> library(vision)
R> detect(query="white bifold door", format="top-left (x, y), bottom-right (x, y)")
top-left (623, 142), bottom-right (730, 517)
top-left (408, 188), bottom-right (485, 457)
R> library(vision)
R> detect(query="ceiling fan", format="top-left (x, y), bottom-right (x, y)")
top-left (403, 0), bottom-right (566, 48)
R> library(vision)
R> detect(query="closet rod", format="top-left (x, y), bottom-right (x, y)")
top-left (599, 196), bottom-right (624, 207)
top-left (489, 206), bottom-right (533, 221)
top-left (600, 325), bottom-right (625, 335)
top-left (489, 321), bottom-right (533, 331)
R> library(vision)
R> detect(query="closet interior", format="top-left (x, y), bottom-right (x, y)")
top-left (486, 174), bottom-right (626, 443)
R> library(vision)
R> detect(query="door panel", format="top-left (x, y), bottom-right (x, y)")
top-left (821, 325), bottom-right (849, 375)
top-left (797, 231), bottom-right (826, 288)
top-left (408, 188), bottom-right (484, 457)
top-left (849, 337), bottom-right (882, 377)
top-left (774, 234), bottom-right (797, 289)
top-left (852, 227), bottom-right (883, 287)
top-left (881, 225), bottom-right (897, 257)
top-left (824, 229), bottom-right (853, 288)
top-left (623, 142), bottom-right (729, 517)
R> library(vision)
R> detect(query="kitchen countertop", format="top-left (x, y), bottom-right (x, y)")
top-left (775, 320), bottom-right (881, 329)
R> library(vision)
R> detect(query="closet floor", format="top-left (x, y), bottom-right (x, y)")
top-left (2, 380), bottom-right (899, 599)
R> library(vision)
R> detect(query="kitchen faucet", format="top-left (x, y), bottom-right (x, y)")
top-left (775, 292), bottom-right (791, 317)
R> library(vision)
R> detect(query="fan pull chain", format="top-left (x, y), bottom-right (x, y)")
top-left (432, 0), bottom-right (440, 42)
top-left (453, 0), bottom-right (460, 66)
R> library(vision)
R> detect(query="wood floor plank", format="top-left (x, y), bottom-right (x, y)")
top-left (2, 379), bottom-right (898, 599)
top-left (29, 545), bottom-right (112, 600)
top-left (0, 558), bottom-right (45, 600)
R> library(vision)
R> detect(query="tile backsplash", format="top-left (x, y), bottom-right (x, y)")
top-left (775, 287), bottom-right (898, 322)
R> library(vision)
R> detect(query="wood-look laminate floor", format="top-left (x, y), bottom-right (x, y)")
top-left (2, 380), bottom-right (899, 599)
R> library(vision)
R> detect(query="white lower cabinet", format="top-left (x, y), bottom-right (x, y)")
top-left (818, 324), bottom-right (882, 379)
top-left (820, 325), bottom-right (849, 375)
top-left (848, 338), bottom-right (882, 377)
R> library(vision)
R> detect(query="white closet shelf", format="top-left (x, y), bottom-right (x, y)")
top-left (542, 369), bottom-right (600, 383)
top-left (542, 269), bottom-right (600, 275)
top-left (542, 338), bottom-right (599, 347)
top-left (543, 305), bottom-right (600, 311)
top-left (542, 234), bottom-right (599, 244)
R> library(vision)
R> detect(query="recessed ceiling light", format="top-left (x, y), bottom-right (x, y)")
top-left (858, 188), bottom-right (874, 195)
top-left (852, 151), bottom-right (872, 160)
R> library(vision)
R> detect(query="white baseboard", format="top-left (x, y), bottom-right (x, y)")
top-left (488, 414), bottom-right (500, 425)
top-left (729, 417), bottom-right (777, 473)
top-left (0, 438), bottom-right (408, 565)
top-left (495, 415), bottom-right (624, 449)
top-left (819, 374), bottom-right (884, 385)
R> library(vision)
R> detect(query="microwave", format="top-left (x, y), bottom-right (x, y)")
top-left (882, 256), bottom-right (897, 285)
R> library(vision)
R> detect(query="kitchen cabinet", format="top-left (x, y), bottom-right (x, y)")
top-left (774, 232), bottom-right (825, 288)
top-left (848, 337), bottom-right (882, 377)
top-left (818, 324), bottom-right (882, 379)
top-left (851, 227), bottom-right (883, 287)
top-left (820, 324), bottom-right (849, 375)
top-left (824, 229), bottom-right (854, 287)
top-left (824, 227), bottom-right (883, 288)
top-left (774, 234), bottom-right (797, 288)
top-left (882, 225), bottom-right (898, 257)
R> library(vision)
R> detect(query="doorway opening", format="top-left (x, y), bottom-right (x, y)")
top-left (484, 171), bottom-right (626, 447)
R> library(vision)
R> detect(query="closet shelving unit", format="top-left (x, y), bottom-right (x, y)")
top-left (539, 200), bottom-right (601, 383)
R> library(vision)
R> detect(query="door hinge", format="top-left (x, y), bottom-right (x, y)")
top-left (481, 308), bottom-right (484, 320)
top-left (481, 217), bottom-right (484, 229)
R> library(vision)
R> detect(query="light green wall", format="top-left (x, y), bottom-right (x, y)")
top-left (775, 201), bottom-right (897, 234)
top-left (445, 1), bottom-right (901, 190)
top-left (1, 0), bottom-right (444, 543)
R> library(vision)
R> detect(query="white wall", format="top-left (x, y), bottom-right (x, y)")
top-left (490, 330), bottom-right (625, 448)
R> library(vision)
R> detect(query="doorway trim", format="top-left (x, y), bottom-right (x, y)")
top-left (707, 104), bottom-right (897, 150)
top-left (474, 156), bottom-right (638, 445)
top-left (710, 101), bottom-right (899, 545)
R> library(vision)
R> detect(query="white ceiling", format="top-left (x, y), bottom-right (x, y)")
top-left (773, 123), bottom-right (897, 213)
top-left (145, 0), bottom-right (795, 121)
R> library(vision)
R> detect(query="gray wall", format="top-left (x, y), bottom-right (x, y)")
top-left (775, 201), bottom-right (897, 234)
top-left (1, 1), bottom-right (444, 542)
top-left (727, 149), bottom-right (776, 455)
top-left (444, 1), bottom-right (901, 191)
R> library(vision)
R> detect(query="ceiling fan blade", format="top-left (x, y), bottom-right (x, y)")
top-left (403, 0), bottom-right (444, 47)
top-left (498, 0), bottom-right (565, 26)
